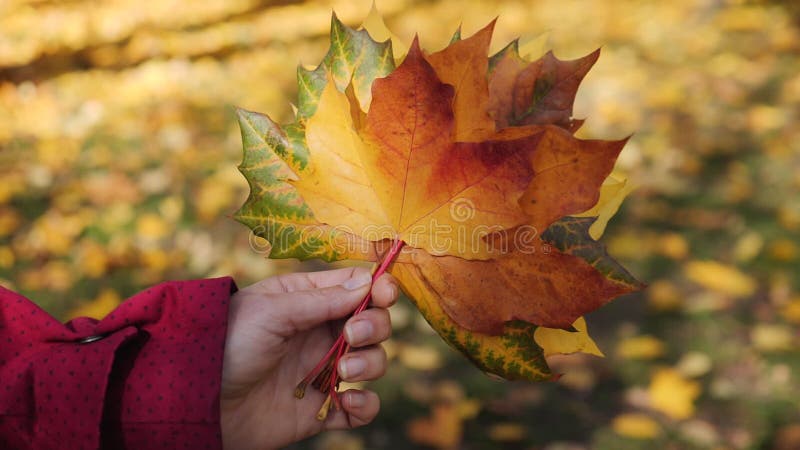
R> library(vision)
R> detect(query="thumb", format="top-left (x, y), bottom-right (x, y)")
top-left (273, 268), bottom-right (374, 333)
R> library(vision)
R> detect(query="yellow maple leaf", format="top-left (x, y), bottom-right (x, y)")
top-left (292, 77), bottom-right (392, 240)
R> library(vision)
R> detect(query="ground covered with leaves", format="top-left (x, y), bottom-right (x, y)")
top-left (2, 1), bottom-right (799, 449)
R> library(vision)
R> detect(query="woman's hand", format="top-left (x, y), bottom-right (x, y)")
top-left (220, 267), bottom-right (398, 450)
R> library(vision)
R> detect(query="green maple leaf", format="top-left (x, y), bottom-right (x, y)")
top-left (234, 109), bottom-right (377, 262)
top-left (235, 13), bottom-right (396, 262)
top-left (297, 13), bottom-right (395, 119)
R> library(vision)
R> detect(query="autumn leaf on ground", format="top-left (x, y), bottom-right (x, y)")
top-left (407, 403), bottom-right (463, 450)
top-left (647, 368), bottom-right (701, 420)
top-left (234, 11), bottom-right (642, 396)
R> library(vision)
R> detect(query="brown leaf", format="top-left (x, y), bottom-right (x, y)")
top-left (489, 49), bottom-right (600, 131)
top-left (407, 403), bottom-right (463, 450)
top-left (403, 240), bottom-right (636, 333)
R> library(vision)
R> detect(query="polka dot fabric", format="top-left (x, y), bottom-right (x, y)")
top-left (0, 277), bottom-right (236, 450)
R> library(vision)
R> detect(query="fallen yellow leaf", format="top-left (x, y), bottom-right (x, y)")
top-left (658, 232), bottom-right (689, 260)
top-left (66, 289), bottom-right (121, 321)
top-left (488, 423), bottom-right (527, 442)
top-left (676, 352), bottom-right (712, 378)
top-left (684, 260), bottom-right (756, 298)
top-left (78, 241), bottom-right (110, 278)
top-left (751, 324), bottom-right (795, 352)
top-left (0, 247), bottom-right (14, 269)
top-left (647, 279), bottom-right (683, 311)
top-left (0, 209), bottom-right (21, 237)
top-left (781, 297), bottom-right (800, 324)
top-left (617, 335), bottom-right (666, 360)
top-left (398, 344), bottom-right (444, 371)
top-left (136, 213), bottom-right (170, 241)
top-left (648, 368), bottom-right (701, 420)
top-left (407, 403), bottom-right (462, 450)
top-left (769, 238), bottom-right (798, 262)
top-left (612, 413), bottom-right (662, 439)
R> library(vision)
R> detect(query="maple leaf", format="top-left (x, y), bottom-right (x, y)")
top-left (234, 108), bottom-right (377, 262)
top-left (396, 239), bottom-right (635, 334)
top-left (235, 13), bottom-right (642, 391)
top-left (488, 42), bottom-right (599, 132)
top-left (292, 39), bottom-right (545, 259)
top-left (542, 216), bottom-right (643, 289)
top-left (425, 20), bottom-right (497, 142)
top-left (297, 13), bottom-right (395, 118)
top-left (390, 216), bottom-right (642, 380)
top-left (393, 261), bottom-right (553, 381)
top-left (520, 126), bottom-right (628, 234)
top-left (422, 25), bottom-right (619, 236)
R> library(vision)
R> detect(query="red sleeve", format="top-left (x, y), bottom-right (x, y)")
top-left (0, 277), bottom-right (236, 450)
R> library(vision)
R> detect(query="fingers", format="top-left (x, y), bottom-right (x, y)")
top-left (266, 269), bottom-right (374, 334)
top-left (370, 272), bottom-right (400, 308)
top-left (243, 267), bottom-right (399, 335)
top-left (324, 390), bottom-right (380, 430)
top-left (256, 267), bottom-right (399, 306)
top-left (344, 308), bottom-right (391, 347)
top-left (338, 345), bottom-right (387, 382)
top-left (255, 266), bottom-right (369, 293)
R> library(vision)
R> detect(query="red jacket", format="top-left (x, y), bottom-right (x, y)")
top-left (0, 277), bottom-right (236, 450)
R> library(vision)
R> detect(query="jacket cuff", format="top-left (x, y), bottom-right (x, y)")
top-left (0, 288), bottom-right (141, 450)
top-left (0, 277), bottom-right (235, 450)
top-left (97, 277), bottom-right (236, 450)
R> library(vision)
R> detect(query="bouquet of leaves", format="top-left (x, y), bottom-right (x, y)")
top-left (235, 9), bottom-right (643, 419)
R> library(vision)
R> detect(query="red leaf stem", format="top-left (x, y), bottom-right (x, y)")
top-left (295, 239), bottom-right (406, 420)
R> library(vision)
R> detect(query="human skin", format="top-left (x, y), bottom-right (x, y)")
top-left (219, 267), bottom-right (398, 449)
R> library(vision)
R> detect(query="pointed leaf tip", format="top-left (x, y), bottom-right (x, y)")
top-left (409, 35), bottom-right (423, 54)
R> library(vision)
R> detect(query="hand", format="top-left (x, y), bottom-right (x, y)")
top-left (220, 267), bottom-right (398, 450)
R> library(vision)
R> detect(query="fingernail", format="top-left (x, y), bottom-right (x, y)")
top-left (345, 320), bottom-right (373, 345)
top-left (342, 272), bottom-right (372, 290)
top-left (347, 391), bottom-right (366, 408)
top-left (339, 356), bottom-right (366, 379)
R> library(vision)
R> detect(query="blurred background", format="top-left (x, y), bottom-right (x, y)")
top-left (1, 0), bottom-right (799, 448)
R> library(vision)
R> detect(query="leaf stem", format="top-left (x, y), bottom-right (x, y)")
top-left (295, 239), bottom-right (406, 419)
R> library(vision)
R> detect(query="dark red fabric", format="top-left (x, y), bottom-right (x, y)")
top-left (0, 277), bottom-right (236, 450)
